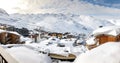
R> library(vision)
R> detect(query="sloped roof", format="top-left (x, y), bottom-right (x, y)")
top-left (0, 29), bottom-right (20, 36)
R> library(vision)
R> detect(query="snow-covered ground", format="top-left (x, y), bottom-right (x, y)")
top-left (25, 38), bottom-right (87, 56)
top-left (1, 37), bottom-right (87, 63)
top-left (4, 36), bottom-right (120, 63)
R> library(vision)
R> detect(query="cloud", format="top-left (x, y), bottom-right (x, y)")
top-left (0, 0), bottom-right (120, 16)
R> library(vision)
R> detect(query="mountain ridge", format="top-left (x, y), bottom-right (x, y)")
top-left (9, 13), bottom-right (114, 34)
top-left (0, 8), bottom-right (116, 35)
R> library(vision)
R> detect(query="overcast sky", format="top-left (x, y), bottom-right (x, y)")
top-left (0, 0), bottom-right (120, 17)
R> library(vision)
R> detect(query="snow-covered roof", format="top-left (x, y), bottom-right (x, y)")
top-left (0, 29), bottom-right (20, 36)
top-left (74, 42), bottom-right (120, 63)
top-left (93, 26), bottom-right (120, 36)
top-left (86, 37), bottom-right (96, 45)
top-left (0, 29), bottom-right (5, 33)
top-left (8, 31), bottom-right (20, 36)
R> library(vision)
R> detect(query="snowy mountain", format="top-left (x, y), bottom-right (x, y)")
top-left (108, 19), bottom-right (120, 26)
top-left (0, 8), bottom-right (115, 35)
top-left (0, 8), bottom-right (9, 16)
top-left (2, 13), bottom-right (114, 34)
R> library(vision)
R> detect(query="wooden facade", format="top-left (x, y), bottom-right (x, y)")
top-left (95, 34), bottom-right (120, 45)
top-left (0, 32), bottom-right (6, 44)
top-left (116, 34), bottom-right (120, 41)
top-left (87, 34), bottom-right (120, 50)
top-left (0, 32), bottom-right (21, 44)
top-left (7, 33), bottom-right (20, 44)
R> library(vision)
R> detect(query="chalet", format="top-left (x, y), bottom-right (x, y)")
top-left (7, 27), bottom-right (29, 37)
top-left (0, 25), bottom-right (6, 30)
top-left (29, 33), bottom-right (39, 42)
top-left (87, 26), bottom-right (120, 50)
top-left (63, 32), bottom-right (70, 36)
top-left (66, 35), bottom-right (76, 38)
top-left (95, 34), bottom-right (117, 45)
top-left (0, 30), bottom-right (23, 44)
top-left (93, 26), bottom-right (120, 45)
top-left (48, 32), bottom-right (63, 39)
top-left (39, 32), bottom-right (49, 39)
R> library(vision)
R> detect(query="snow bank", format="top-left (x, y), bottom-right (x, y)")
top-left (74, 42), bottom-right (120, 63)
top-left (6, 47), bottom-right (52, 63)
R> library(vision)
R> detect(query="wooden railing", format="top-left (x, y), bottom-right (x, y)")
top-left (0, 54), bottom-right (8, 63)
top-left (0, 46), bottom-right (18, 63)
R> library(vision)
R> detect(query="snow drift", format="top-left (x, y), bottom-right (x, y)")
top-left (74, 42), bottom-right (120, 63)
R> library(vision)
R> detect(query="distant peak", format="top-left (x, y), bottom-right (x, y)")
top-left (0, 8), bottom-right (9, 16)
